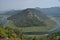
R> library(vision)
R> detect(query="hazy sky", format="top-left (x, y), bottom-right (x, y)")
top-left (0, 0), bottom-right (60, 10)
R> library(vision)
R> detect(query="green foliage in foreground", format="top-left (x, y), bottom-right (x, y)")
top-left (0, 27), bottom-right (21, 40)
top-left (0, 26), bottom-right (60, 40)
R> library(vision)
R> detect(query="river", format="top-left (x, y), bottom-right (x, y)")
top-left (50, 16), bottom-right (60, 33)
top-left (23, 16), bottom-right (60, 35)
top-left (1, 16), bottom-right (60, 35)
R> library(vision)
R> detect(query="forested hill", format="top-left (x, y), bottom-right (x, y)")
top-left (41, 7), bottom-right (60, 16)
top-left (8, 8), bottom-right (56, 27)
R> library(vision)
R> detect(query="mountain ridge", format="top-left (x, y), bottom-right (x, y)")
top-left (8, 8), bottom-right (56, 27)
top-left (8, 8), bottom-right (47, 27)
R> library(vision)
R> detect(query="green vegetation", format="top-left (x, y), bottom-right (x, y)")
top-left (0, 8), bottom-right (58, 40)
top-left (0, 26), bottom-right (21, 40)
top-left (47, 32), bottom-right (60, 40)
top-left (5, 20), bottom-right (56, 32)
top-left (0, 17), bottom-right (59, 40)
top-left (0, 8), bottom-right (57, 32)
top-left (0, 17), bottom-right (2, 27)
top-left (8, 8), bottom-right (57, 28)
top-left (0, 26), bottom-right (60, 40)
top-left (8, 8), bottom-right (46, 27)
top-left (56, 16), bottom-right (60, 21)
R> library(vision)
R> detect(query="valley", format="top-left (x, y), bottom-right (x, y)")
top-left (0, 7), bottom-right (60, 40)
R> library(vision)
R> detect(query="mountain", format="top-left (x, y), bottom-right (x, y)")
top-left (1, 7), bottom-right (60, 16)
top-left (8, 8), bottom-right (56, 27)
top-left (36, 7), bottom-right (60, 16)
top-left (4, 10), bottom-right (21, 15)
top-left (0, 10), bottom-right (21, 15)
top-left (0, 11), bottom-right (7, 14)
top-left (41, 7), bottom-right (60, 16)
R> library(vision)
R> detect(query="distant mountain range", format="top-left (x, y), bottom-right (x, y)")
top-left (0, 11), bottom-right (7, 14)
top-left (41, 7), bottom-right (60, 16)
top-left (0, 7), bottom-right (60, 17)
top-left (5, 10), bottom-right (22, 15)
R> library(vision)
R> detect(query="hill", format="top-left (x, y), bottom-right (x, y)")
top-left (4, 10), bottom-right (21, 15)
top-left (0, 11), bottom-right (7, 14)
top-left (36, 7), bottom-right (60, 16)
top-left (41, 7), bottom-right (60, 16)
top-left (8, 8), bottom-right (56, 27)
top-left (0, 10), bottom-right (21, 15)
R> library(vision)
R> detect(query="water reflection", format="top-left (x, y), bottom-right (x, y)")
top-left (1, 16), bottom-right (7, 27)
